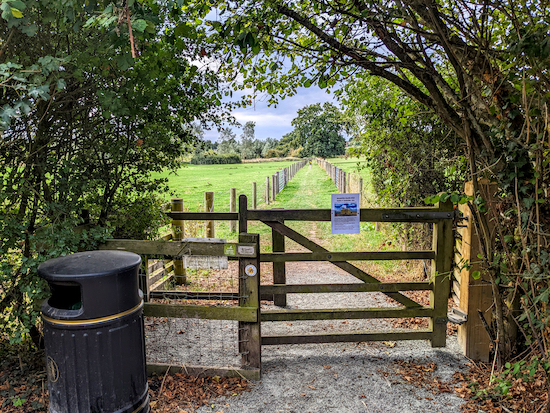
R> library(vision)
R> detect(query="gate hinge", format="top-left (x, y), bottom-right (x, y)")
top-left (447, 307), bottom-right (468, 325)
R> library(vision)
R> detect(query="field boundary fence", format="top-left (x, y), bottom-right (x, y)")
top-left (316, 158), bottom-right (364, 201)
top-left (265, 159), bottom-right (308, 204)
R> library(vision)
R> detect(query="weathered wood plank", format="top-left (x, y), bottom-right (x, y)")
top-left (149, 273), bottom-right (174, 292)
top-left (167, 208), bottom-right (448, 223)
top-left (143, 303), bottom-right (257, 322)
top-left (148, 266), bottom-right (166, 286)
top-left (430, 199), bottom-right (454, 348)
top-left (261, 306), bottom-right (433, 322)
top-left (166, 212), bottom-right (238, 221)
top-left (149, 291), bottom-right (239, 300)
top-left (248, 207), bottom-right (443, 222)
top-left (260, 282), bottom-right (432, 295)
top-left (271, 214), bottom-right (286, 307)
top-left (262, 221), bottom-right (422, 308)
top-left (99, 239), bottom-right (257, 257)
top-left (262, 329), bottom-right (433, 345)
top-left (261, 251), bottom-right (435, 262)
top-left (146, 363), bottom-right (260, 380)
top-left (147, 260), bottom-right (165, 274)
top-left (238, 232), bottom-right (261, 370)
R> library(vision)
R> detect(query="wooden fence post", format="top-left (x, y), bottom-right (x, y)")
top-left (238, 196), bottom-right (261, 371)
top-left (272, 174), bottom-right (276, 200)
top-left (171, 198), bottom-right (186, 285)
top-left (266, 176), bottom-right (270, 205)
top-left (230, 188), bottom-right (237, 232)
top-left (142, 257), bottom-right (150, 302)
top-left (272, 213), bottom-right (286, 307)
top-left (252, 182), bottom-right (257, 209)
top-left (430, 197), bottom-right (454, 347)
top-left (205, 191), bottom-right (214, 238)
top-left (457, 179), bottom-right (498, 361)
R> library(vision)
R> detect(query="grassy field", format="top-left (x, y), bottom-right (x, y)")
top-left (154, 161), bottom-right (417, 278)
top-left (152, 161), bottom-right (297, 211)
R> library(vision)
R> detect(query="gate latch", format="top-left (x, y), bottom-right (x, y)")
top-left (447, 307), bottom-right (468, 325)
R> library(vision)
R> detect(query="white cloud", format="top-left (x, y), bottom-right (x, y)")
top-left (204, 86), bottom-right (338, 142)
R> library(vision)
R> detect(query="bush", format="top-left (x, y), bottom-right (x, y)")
top-left (265, 148), bottom-right (286, 158)
top-left (109, 194), bottom-right (171, 240)
top-left (190, 153), bottom-right (242, 164)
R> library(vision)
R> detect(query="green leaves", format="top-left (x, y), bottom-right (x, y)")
top-left (132, 18), bottom-right (148, 32)
top-left (116, 53), bottom-right (134, 70)
top-left (1, 0), bottom-right (25, 21)
top-left (424, 192), bottom-right (469, 205)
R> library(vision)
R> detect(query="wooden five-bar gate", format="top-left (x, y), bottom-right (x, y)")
top-left (101, 195), bottom-right (455, 379)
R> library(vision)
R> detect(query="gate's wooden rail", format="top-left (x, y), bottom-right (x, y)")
top-left (167, 195), bottom-right (455, 348)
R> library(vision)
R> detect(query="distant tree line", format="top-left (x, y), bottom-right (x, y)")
top-left (191, 103), bottom-right (348, 164)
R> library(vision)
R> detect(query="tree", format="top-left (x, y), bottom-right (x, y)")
top-left (207, 0), bottom-right (550, 368)
top-left (0, 0), bottom-right (229, 343)
top-left (261, 137), bottom-right (279, 157)
top-left (291, 103), bottom-right (347, 158)
top-left (217, 127), bottom-right (239, 154)
top-left (239, 121), bottom-right (256, 159)
top-left (343, 76), bottom-right (464, 207)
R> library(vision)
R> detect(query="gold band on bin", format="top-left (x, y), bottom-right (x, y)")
top-left (41, 301), bottom-right (144, 326)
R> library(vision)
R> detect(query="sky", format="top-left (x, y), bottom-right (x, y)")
top-left (202, 85), bottom-right (339, 143)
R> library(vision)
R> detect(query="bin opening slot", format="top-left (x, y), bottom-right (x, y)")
top-left (48, 282), bottom-right (82, 310)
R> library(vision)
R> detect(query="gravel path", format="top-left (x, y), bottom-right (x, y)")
top-left (146, 261), bottom-right (469, 412)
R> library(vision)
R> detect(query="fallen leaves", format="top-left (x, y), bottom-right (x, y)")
top-left (390, 358), bottom-right (550, 413)
top-left (455, 362), bottom-right (549, 413)
top-left (148, 372), bottom-right (250, 413)
top-left (389, 359), bottom-right (456, 398)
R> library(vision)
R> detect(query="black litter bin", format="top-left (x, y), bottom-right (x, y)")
top-left (38, 250), bottom-right (150, 413)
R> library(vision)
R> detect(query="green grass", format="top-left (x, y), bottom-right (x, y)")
top-left (155, 160), bottom-right (417, 277)
top-left (152, 160), bottom-right (297, 211)
top-left (246, 164), bottom-right (394, 273)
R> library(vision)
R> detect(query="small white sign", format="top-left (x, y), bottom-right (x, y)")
top-left (238, 246), bottom-right (255, 255)
top-left (245, 264), bottom-right (257, 277)
top-left (331, 193), bottom-right (360, 234)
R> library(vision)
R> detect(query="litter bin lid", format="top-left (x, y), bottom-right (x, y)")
top-left (38, 250), bottom-right (142, 321)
